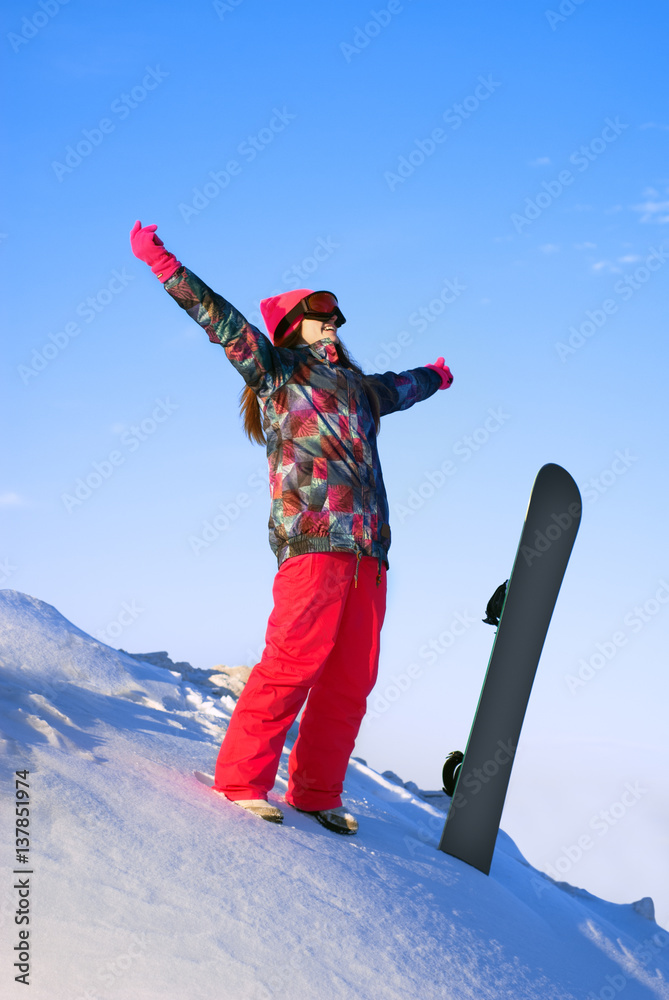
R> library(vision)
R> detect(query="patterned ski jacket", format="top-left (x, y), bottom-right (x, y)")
top-left (164, 266), bottom-right (442, 574)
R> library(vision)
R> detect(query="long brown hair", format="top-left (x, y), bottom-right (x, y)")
top-left (239, 324), bottom-right (382, 445)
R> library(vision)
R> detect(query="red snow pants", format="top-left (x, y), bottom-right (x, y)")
top-left (213, 551), bottom-right (387, 811)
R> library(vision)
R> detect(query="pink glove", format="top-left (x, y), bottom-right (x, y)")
top-left (425, 357), bottom-right (453, 389)
top-left (130, 220), bottom-right (182, 283)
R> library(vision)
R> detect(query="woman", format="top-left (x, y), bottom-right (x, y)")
top-left (130, 220), bottom-right (453, 834)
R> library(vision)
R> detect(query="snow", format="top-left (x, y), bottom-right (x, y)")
top-left (1, 589), bottom-right (668, 1000)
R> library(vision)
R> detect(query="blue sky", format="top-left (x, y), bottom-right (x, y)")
top-left (2, 0), bottom-right (668, 885)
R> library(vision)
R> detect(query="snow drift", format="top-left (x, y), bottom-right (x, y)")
top-left (1, 589), bottom-right (667, 1000)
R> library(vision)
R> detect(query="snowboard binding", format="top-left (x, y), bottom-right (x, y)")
top-left (442, 750), bottom-right (464, 797)
top-left (482, 580), bottom-right (508, 627)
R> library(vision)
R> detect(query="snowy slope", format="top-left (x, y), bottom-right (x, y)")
top-left (1, 589), bottom-right (668, 1000)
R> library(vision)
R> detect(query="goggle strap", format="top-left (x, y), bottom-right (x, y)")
top-left (273, 302), bottom-right (303, 342)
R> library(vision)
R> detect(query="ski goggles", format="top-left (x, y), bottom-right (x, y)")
top-left (274, 291), bottom-right (346, 342)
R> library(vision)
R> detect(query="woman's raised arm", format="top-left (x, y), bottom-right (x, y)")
top-left (129, 220), bottom-right (294, 393)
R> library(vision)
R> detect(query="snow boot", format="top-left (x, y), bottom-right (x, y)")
top-left (232, 798), bottom-right (284, 824)
top-left (293, 805), bottom-right (359, 835)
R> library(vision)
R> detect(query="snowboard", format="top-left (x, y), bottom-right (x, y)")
top-left (438, 463), bottom-right (582, 874)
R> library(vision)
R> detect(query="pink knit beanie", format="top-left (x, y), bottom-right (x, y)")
top-left (260, 288), bottom-right (314, 344)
